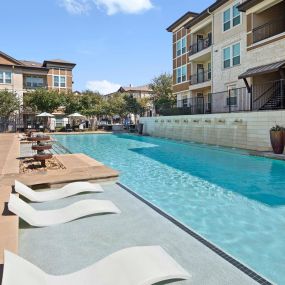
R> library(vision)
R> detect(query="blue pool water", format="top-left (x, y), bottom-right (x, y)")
top-left (54, 133), bottom-right (285, 284)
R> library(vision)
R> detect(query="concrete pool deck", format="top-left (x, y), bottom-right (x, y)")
top-left (18, 182), bottom-right (261, 285)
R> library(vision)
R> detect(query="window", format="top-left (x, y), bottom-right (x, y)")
top-left (0, 71), bottom-right (12, 84)
top-left (176, 37), bottom-right (186, 57)
top-left (227, 96), bottom-right (237, 106)
top-left (233, 43), bottom-right (240, 65)
top-left (176, 65), bottom-right (187, 84)
top-left (223, 3), bottom-right (240, 31)
top-left (182, 97), bottom-right (188, 107)
top-left (223, 47), bottom-right (231, 68)
top-left (53, 76), bottom-right (66, 88)
top-left (223, 43), bottom-right (240, 68)
top-left (227, 86), bottom-right (238, 106)
top-left (233, 4), bottom-right (241, 27)
top-left (223, 9), bottom-right (231, 31)
top-left (25, 76), bottom-right (44, 88)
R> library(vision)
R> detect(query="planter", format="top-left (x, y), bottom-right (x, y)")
top-left (32, 145), bottom-right (52, 151)
top-left (270, 130), bottom-right (284, 154)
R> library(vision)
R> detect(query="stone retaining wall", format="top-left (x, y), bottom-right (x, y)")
top-left (140, 111), bottom-right (285, 151)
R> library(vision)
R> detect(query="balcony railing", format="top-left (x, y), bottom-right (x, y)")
top-left (190, 69), bottom-right (211, 85)
top-left (189, 37), bottom-right (212, 56)
top-left (252, 17), bottom-right (285, 44)
top-left (23, 83), bottom-right (47, 89)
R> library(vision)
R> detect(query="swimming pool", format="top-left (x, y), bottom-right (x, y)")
top-left (54, 133), bottom-right (285, 284)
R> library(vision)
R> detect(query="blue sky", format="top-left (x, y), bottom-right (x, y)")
top-left (2, 0), bottom-right (213, 93)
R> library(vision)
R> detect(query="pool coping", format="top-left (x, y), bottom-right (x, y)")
top-left (117, 182), bottom-right (274, 285)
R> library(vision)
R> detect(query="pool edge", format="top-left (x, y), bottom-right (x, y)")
top-left (117, 182), bottom-right (274, 285)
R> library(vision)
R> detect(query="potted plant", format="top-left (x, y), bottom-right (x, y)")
top-left (270, 125), bottom-right (284, 154)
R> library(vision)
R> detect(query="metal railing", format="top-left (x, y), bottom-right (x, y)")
top-left (253, 17), bottom-right (285, 44)
top-left (210, 88), bottom-right (251, 113)
top-left (252, 79), bottom-right (285, 110)
top-left (190, 69), bottom-right (211, 85)
top-left (0, 115), bottom-right (24, 132)
top-left (23, 84), bottom-right (47, 89)
top-left (189, 37), bottom-right (212, 56)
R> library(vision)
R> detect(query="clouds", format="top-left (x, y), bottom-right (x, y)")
top-left (59, 0), bottom-right (153, 15)
top-left (86, 80), bottom-right (121, 94)
top-left (59, 0), bottom-right (90, 14)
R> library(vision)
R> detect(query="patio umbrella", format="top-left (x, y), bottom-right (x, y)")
top-left (36, 113), bottom-right (54, 130)
top-left (36, 112), bottom-right (54, 117)
top-left (68, 113), bottom-right (84, 118)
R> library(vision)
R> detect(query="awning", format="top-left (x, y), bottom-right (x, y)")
top-left (238, 60), bottom-right (285, 79)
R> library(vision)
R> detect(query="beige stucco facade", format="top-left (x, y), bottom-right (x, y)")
top-left (211, 0), bottom-right (247, 93)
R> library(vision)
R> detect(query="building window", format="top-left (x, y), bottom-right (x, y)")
top-left (227, 96), bottom-right (237, 106)
top-left (176, 65), bottom-right (187, 84)
top-left (0, 71), bottom-right (12, 84)
top-left (223, 3), bottom-right (240, 31)
top-left (182, 97), bottom-right (188, 107)
top-left (232, 43), bottom-right (240, 65)
top-left (223, 9), bottom-right (231, 31)
top-left (233, 4), bottom-right (241, 27)
top-left (53, 76), bottom-right (66, 88)
top-left (223, 47), bottom-right (231, 68)
top-left (223, 43), bottom-right (240, 68)
top-left (176, 37), bottom-right (186, 57)
top-left (25, 76), bottom-right (44, 88)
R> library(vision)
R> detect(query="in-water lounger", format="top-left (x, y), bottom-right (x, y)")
top-left (8, 194), bottom-right (120, 227)
top-left (2, 246), bottom-right (190, 285)
top-left (14, 180), bottom-right (104, 202)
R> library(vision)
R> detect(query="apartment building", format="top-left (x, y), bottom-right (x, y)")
top-left (104, 84), bottom-right (155, 117)
top-left (168, 0), bottom-right (285, 114)
top-left (0, 51), bottom-right (75, 102)
top-left (0, 51), bottom-right (76, 129)
top-left (167, 12), bottom-right (198, 108)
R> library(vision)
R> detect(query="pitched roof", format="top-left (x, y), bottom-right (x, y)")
top-left (166, 11), bottom-right (199, 32)
top-left (184, 0), bottom-right (229, 29)
top-left (238, 0), bottom-right (262, 12)
top-left (0, 51), bottom-right (24, 66)
top-left (120, 84), bottom-right (153, 93)
top-left (19, 60), bottom-right (43, 68)
top-left (43, 59), bottom-right (76, 67)
top-left (0, 50), bottom-right (76, 69)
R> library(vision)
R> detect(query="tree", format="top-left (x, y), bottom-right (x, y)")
top-left (24, 89), bottom-right (64, 113)
top-left (149, 73), bottom-right (175, 113)
top-left (124, 94), bottom-right (140, 117)
top-left (63, 92), bottom-right (82, 115)
top-left (108, 93), bottom-right (128, 119)
top-left (0, 90), bottom-right (20, 118)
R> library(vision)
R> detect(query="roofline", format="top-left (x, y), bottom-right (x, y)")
top-left (184, 0), bottom-right (229, 29)
top-left (166, 11), bottom-right (199, 32)
top-left (0, 51), bottom-right (24, 65)
top-left (43, 60), bottom-right (76, 68)
top-left (0, 63), bottom-right (48, 71)
top-left (237, 0), bottom-right (261, 12)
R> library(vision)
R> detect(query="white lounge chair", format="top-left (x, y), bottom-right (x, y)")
top-left (2, 246), bottom-right (190, 285)
top-left (14, 180), bottom-right (104, 202)
top-left (8, 194), bottom-right (121, 227)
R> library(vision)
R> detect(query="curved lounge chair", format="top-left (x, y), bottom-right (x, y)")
top-left (8, 194), bottom-right (121, 227)
top-left (2, 246), bottom-right (190, 285)
top-left (14, 180), bottom-right (104, 202)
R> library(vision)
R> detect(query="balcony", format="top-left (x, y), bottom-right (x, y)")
top-left (23, 83), bottom-right (47, 89)
top-left (189, 37), bottom-right (212, 56)
top-left (253, 17), bottom-right (285, 44)
top-left (190, 69), bottom-right (211, 85)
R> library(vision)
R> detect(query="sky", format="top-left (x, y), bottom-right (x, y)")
top-left (1, 0), bottom-right (214, 94)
